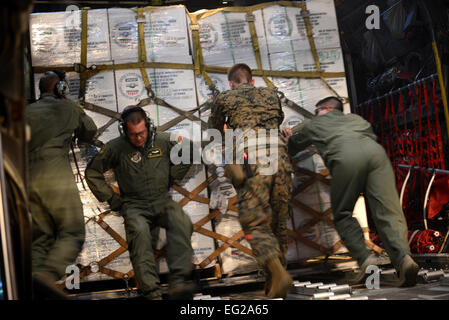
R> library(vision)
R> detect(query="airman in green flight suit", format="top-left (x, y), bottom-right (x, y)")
top-left (282, 96), bottom-right (419, 287)
top-left (85, 106), bottom-right (195, 300)
top-left (27, 71), bottom-right (97, 282)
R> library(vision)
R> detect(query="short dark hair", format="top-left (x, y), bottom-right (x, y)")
top-left (315, 96), bottom-right (343, 111)
top-left (227, 63), bottom-right (252, 84)
top-left (121, 106), bottom-right (146, 125)
top-left (38, 71), bottom-right (59, 94)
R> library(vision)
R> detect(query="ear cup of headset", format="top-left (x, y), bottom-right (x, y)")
top-left (52, 70), bottom-right (70, 98)
top-left (55, 80), bottom-right (70, 98)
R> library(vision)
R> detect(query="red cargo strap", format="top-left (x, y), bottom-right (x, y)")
top-left (390, 94), bottom-right (404, 165)
top-left (409, 88), bottom-right (418, 166)
top-left (432, 78), bottom-right (445, 169)
top-left (423, 83), bottom-right (437, 168)
top-left (399, 92), bottom-right (413, 164)
top-left (379, 100), bottom-right (385, 146)
top-left (384, 96), bottom-right (392, 159)
top-left (416, 84), bottom-right (424, 167)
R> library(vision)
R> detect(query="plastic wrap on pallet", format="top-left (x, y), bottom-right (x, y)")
top-left (30, 9), bottom-right (111, 66)
top-left (195, 11), bottom-right (258, 68)
top-left (84, 70), bottom-right (120, 143)
top-left (78, 213), bottom-right (133, 282)
top-left (72, 150), bottom-right (133, 282)
top-left (291, 153), bottom-right (348, 262)
top-left (278, 76), bottom-right (349, 117)
top-left (114, 61), bottom-right (196, 137)
top-left (108, 6), bottom-right (191, 63)
top-left (260, 47), bottom-right (347, 115)
top-left (261, 48), bottom-right (345, 74)
top-left (208, 173), bottom-right (259, 275)
top-left (251, 0), bottom-right (349, 115)
top-left (252, 0), bottom-right (341, 56)
top-left (157, 165), bottom-right (216, 273)
top-left (286, 217), bottom-right (300, 263)
top-left (171, 166), bottom-right (215, 268)
top-left (215, 211), bottom-right (259, 275)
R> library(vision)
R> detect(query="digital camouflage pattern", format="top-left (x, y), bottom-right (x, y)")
top-left (85, 131), bottom-right (194, 299)
top-left (288, 109), bottom-right (411, 270)
top-left (27, 93), bottom-right (97, 280)
top-left (238, 147), bottom-right (292, 266)
top-left (209, 83), bottom-right (292, 267)
top-left (209, 83), bottom-right (284, 135)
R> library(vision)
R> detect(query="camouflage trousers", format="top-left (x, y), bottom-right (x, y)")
top-left (237, 148), bottom-right (292, 267)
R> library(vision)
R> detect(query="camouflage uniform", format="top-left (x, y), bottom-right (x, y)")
top-left (26, 93), bottom-right (97, 280)
top-left (208, 83), bottom-right (292, 266)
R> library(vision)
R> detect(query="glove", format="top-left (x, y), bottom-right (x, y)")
top-left (107, 193), bottom-right (122, 212)
top-left (210, 179), bottom-right (236, 214)
top-left (209, 188), bottom-right (228, 214)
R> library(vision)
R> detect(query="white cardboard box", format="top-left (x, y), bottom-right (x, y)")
top-left (253, 0), bottom-right (341, 56)
top-left (261, 47), bottom-right (345, 74)
top-left (114, 64), bottom-right (197, 134)
top-left (208, 174), bottom-right (259, 275)
top-left (291, 153), bottom-right (348, 262)
top-left (214, 211), bottom-right (259, 275)
top-left (108, 6), bottom-right (191, 64)
top-left (196, 11), bottom-right (258, 69)
top-left (276, 76), bottom-right (350, 117)
top-left (157, 165), bottom-right (216, 273)
top-left (73, 150), bottom-right (133, 282)
top-left (30, 9), bottom-right (111, 66)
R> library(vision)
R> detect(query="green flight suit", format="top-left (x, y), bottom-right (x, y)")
top-left (208, 83), bottom-right (293, 267)
top-left (85, 131), bottom-right (193, 299)
top-left (26, 93), bottom-right (97, 281)
top-left (288, 109), bottom-right (410, 269)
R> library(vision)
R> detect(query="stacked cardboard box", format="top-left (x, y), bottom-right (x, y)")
top-left (30, 9), bottom-right (111, 66)
top-left (30, 0), bottom-right (356, 280)
top-left (196, 11), bottom-right (258, 69)
top-left (252, 0), bottom-right (349, 117)
top-left (192, 0), bottom-right (354, 266)
top-left (30, 5), bottom-right (217, 282)
top-left (290, 153), bottom-right (347, 263)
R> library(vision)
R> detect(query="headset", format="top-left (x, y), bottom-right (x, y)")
top-left (41, 70), bottom-right (70, 98)
top-left (118, 106), bottom-right (156, 146)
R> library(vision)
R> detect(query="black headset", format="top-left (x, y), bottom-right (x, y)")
top-left (118, 106), bottom-right (156, 145)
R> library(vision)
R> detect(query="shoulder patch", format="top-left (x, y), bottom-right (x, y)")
top-left (130, 151), bottom-right (142, 163)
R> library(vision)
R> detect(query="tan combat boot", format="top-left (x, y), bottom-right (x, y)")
top-left (265, 257), bottom-right (293, 299)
